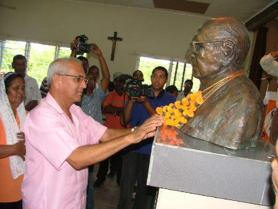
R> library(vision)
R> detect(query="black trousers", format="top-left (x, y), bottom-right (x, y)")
top-left (96, 153), bottom-right (122, 182)
top-left (117, 152), bottom-right (157, 209)
top-left (0, 200), bottom-right (22, 209)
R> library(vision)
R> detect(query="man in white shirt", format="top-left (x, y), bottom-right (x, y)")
top-left (12, 55), bottom-right (41, 111)
top-left (260, 51), bottom-right (278, 144)
top-left (260, 51), bottom-right (278, 77)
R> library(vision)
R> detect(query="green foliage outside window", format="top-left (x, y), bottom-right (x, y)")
top-left (1, 41), bottom-right (26, 73)
top-left (138, 57), bottom-right (170, 85)
top-left (28, 43), bottom-right (56, 85)
top-left (0, 40), bottom-right (71, 86)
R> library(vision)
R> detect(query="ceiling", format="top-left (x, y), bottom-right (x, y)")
top-left (70, 0), bottom-right (276, 22)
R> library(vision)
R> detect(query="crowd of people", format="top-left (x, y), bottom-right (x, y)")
top-left (0, 16), bottom-right (278, 209)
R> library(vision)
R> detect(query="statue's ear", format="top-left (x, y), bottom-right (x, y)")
top-left (222, 40), bottom-right (234, 57)
top-left (221, 39), bottom-right (235, 65)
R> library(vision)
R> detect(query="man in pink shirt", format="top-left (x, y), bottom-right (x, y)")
top-left (22, 58), bottom-right (163, 209)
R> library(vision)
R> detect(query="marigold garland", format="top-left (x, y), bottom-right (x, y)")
top-left (156, 91), bottom-right (204, 128)
top-left (156, 71), bottom-right (244, 128)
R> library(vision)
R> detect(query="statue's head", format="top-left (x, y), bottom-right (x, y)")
top-left (191, 17), bottom-right (250, 79)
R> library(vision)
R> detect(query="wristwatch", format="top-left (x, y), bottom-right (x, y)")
top-left (131, 126), bottom-right (137, 132)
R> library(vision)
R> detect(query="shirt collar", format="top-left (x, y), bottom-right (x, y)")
top-left (154, 89), bottom-right (165, 99)
top-left (45, 93), bottom-right (67, 114)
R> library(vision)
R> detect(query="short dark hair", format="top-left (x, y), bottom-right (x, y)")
top-left (166, 85), bottom-right (178, 94)
top-left (151, 66), bottom-right (168, 79)
top-left (12, 54), bottom-right (26, 63)
top-left (4, 72), bottom-right (24, 94)
top-left (77, 56), bottom-right (88, 63)
top-left (185, 79), bottom-right (193, 85)
top-left (132, 70), bottom-right (143, 77)
top-left (89, 65), bottom-right (99, 71)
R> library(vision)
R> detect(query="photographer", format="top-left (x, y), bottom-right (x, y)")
top-left (71, 36), bottom-right (110, 209)
top-left (117, 66), bottom-right (176, 209)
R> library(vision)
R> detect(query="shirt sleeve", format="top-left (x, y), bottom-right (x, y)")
top-left (75, 106), bottom-right (107, 144)
top-left (86, 116), bottom-right (107, 144)
top-left (32, 78), bottom-right (42, 101)
top-left (24, 108), bottom-right (80, 170)
top-left (96, 87), bottom-right (107, 103)
top-left (260, 53), bottom-right (278, 77)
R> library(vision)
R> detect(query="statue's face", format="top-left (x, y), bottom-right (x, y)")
top-left (191, 23), bottom-right (224, 79)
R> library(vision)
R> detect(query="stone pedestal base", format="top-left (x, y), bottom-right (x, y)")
top-left (156, 189), bottom-right (272, 209)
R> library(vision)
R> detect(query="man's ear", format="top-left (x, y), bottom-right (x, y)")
top-left (11, 62), bottom-right (15, 69)
top-left (52, 74), bottom-right (61, 89)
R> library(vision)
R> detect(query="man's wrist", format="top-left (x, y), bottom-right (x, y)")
top-left (131, 126), bottom-right (137, 132)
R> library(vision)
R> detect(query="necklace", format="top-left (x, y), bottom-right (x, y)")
top-left (156, 71), bottom-right (244, 128)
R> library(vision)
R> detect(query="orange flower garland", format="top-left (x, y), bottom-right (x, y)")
top-left (156, 71), bottom-right (244, 128)
top-left (156, 91), bottom-right (204, 128)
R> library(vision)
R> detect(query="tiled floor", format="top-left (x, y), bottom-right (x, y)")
top-left (93, 165), bottom-right (121, 209)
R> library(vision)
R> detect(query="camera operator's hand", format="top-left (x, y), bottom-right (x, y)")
top-left (137, 96), bottom-right (147, 103)
top-left (91, 44), bottom-right (103, 57)
top-left (70, 38), bottom-right (78, 57)
top-left (128, 96), bottom-right (147, 103)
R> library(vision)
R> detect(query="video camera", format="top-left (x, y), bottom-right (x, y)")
top-left (75, 35), bottom-right (92, 55)
top-left (123, 75), bottom-right (154, 98)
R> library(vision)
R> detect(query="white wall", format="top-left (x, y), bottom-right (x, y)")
top-left (0, 0), bottom-right (208, 75)
top-left (0, 0), bottom-right (254, 76)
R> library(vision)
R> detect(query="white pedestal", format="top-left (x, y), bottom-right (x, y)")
top-left (156, 189), bottom-right (272, 209)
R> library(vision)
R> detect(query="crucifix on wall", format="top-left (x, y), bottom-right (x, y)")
top-left (107, 32), bottom-right (123, 61)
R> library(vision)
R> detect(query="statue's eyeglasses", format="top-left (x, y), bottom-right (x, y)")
top-left (56, 73), bottom-right (88, 84)
top-left (191, 40), bottom-right (224, 53)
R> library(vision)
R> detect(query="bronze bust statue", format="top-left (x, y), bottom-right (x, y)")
top-left (181, 17), bottom-right (263, 150)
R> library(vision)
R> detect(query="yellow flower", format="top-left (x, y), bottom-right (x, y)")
top-left (189, 105), bottom-right (197, 112)
top-left (179, 117), bottom-right (188, 124)
top-left (156, 107), bottom-right (163, 115)
top-left (187, 110), bottom-right (194, 118)
top-left (196, 95), bottom-right (204, 105)
top-left (174, 109), bottom-right (182, 117)
top-left (172, 119), bottom-right (180, 126)
top-left (167, 106), bottom-right (174, 113)
top-left (163, 106), bottom-right (168, 113)
top-left (181, 98), bottom-right (189, 106)
top-left (165, 119), bottom-right (174, 126)
top-left (174, 101), bottom-right (182, 108)
top-left (189, 93), bottom-right (197, 101)
top-left (165, 112), bottom-right (171, 119)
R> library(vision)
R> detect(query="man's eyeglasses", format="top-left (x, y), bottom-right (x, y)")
top-left (56, 73), bottom-right (88, 84)
top-left (191, 40), bottom-right (224, 53)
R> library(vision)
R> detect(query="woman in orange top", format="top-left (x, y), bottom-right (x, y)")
top-left (0, 72), bottom-right (26, 209)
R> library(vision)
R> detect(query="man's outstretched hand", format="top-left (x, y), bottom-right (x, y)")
top-left (129, 115), bottom-right (164, 144)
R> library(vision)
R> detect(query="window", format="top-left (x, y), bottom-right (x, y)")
top-left (57, 47), bottom-right (71, 58)
top-left (28, 43), bottom-right (56, 85)
top-left (137, 56), bottom-right (170, 85)
top-left (0, 39), bottom-right (71, 86)
top-left (1, 40), bottom-right (27, 73)
top-left (136, 55), bottom-right (200, 92)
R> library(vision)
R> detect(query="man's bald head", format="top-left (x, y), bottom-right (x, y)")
top-left (47, 58), bottom-right (82, 87)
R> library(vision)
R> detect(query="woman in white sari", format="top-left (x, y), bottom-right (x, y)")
top-left (0, 72), bottom-right (26, 209)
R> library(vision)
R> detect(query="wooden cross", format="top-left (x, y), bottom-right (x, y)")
top-left (107, 32), bottom-right (123, 61)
